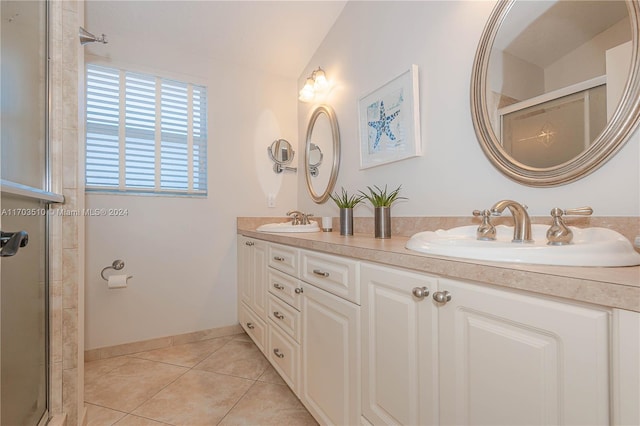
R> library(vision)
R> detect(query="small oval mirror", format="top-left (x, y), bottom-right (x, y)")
top-left (268, 138), bottom-right (296, 173)
top-left (305, 105), bottom-right (340, 203)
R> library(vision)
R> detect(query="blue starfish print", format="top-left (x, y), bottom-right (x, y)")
top-left (368, 101), bottom-right (400, 149)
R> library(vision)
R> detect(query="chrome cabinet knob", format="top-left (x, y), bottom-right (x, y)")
top-left (433, 291), bottom-right (452, 304)
top-left (412, 286), bottom-right (429, 299)
top-left (246, 322), bottom-right (255, 329)
top-left (273, 348), bottom-right (285, 358)
top-left (294, 287), bottom-right (303, 294)
top-left (312, 269), bottom-right (329, 277)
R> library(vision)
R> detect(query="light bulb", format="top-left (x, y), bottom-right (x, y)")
top-left (298, 78), bottom-right (315, 102)
top-left (313, 68), bottom-right (329, 92)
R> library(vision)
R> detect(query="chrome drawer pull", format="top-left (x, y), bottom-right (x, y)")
top-left (273, 311), bottom-right (285, 320)
top-left (294, 287), bottom-right (303, 294)
top-left (312, 269), bottom-right (329, 277)
top-left (273, 256), bottom-right (285, 262)
top-left (246, 322), bottom-right (255, 329)
top-left (273, 283), bottom-right (285, 290)
top-left (245, 241), bottom-right (254, 246)
top-left (273, 348), bottom-right (285, 358)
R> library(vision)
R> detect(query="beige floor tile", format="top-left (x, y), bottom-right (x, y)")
top-left (114, 414), bottom-right (170, 425)
top-left (194, 339), bottom-right (270, 380)
top-left (130, 336), bottom-right (233, 367)
top-left (84, 358), bottom-right (188, 412)
top-left (85, 356), bottom-right (132, 384)
top-left (256, 364), bottom-right (286, 385)
top-left (132, 369), bottom-right (254, 425)
top-left (219, 382), bottom-right (318, 426)
top-left (232, 333), bottom-right (253, 343)
top-left (84, 403), bottom-right (126, 426)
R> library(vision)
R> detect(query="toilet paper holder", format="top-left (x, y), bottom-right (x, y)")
top-left (101, 259), bottom-right (133, 281)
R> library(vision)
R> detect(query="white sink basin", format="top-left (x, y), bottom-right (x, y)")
top-left (406, 224), bottom-right (640, 267)
top-left (256, 220), bottom-right (321, 233)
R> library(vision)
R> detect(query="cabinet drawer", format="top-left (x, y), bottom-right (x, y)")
top-left (268, 294), bottom-right (301, 343)
top-left (268, 268), bottom-right (303, 310)
top-left (239, 302), bottom-right (267, 353)
top-left (301, 250), bottom-right (360, 304)
top-left (268, 243), bottom-right (300, 277)
top-left (268, 320), bottom-right (300, 394)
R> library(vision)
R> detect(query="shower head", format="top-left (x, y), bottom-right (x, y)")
top-left (79, 27), bottom-right (108, 45)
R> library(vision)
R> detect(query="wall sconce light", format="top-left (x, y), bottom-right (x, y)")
top-left (299, 67), bottom-right (329, 102)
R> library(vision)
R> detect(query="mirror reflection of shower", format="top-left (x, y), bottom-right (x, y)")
top-left (79, 26), bottom-right (107, 45)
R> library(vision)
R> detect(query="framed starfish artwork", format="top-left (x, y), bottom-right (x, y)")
top-left (358, 64), bottom-right (421, 169)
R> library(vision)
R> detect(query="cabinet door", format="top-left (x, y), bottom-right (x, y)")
top-left (438, 278), bottom-right (609, 426)
top-left (251, 240), bottom-right (267, 320)
top-left (237, 236), bottom-right (252, 307)
top-left (237, 236), bottom-right (267, 321)
top-left (301, 283), bottom-right (360, 426)
top-left (360, 263), bottom-right (439, 426)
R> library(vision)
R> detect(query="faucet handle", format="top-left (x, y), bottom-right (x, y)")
top-left (546, 207), bottom-right (592, 245)
top-left (301, 213), bottom-right (314, 225)
top-left (563, 206), bottom-right (593, 216)
top-left (287, 210), bottom-right (302, 225)
top-left (473, 209), bottom-right (496, 241)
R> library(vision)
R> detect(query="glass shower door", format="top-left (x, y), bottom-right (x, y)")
top-left (1, 195), bottom-right (47, 425)
top-left (1, 0), bottom-right (54, 424)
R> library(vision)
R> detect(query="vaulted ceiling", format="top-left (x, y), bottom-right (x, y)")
top-left (84, 0), bottom-right (347, 78)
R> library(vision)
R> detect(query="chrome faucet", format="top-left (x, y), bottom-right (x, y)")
top-left (286, 210), bottom-right (313, 225)
top-left (490, 200), bottom-right (533, 243)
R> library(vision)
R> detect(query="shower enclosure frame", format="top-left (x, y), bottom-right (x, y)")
top-left (0, 0), bottom-right (54, 424)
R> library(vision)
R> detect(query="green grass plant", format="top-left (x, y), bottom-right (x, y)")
top-left (359, 185), bottom-right (407, 207)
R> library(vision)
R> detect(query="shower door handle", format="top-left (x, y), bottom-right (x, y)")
top-left (0, 231), bottom-right (29, 257)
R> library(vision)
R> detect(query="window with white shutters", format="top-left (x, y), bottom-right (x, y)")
top-left (86, 64), bottom-right (207, 196)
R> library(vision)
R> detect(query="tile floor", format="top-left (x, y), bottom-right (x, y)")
top-left (84, 333), bottom-right (318, 425)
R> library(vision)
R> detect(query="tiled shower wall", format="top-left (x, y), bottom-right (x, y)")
top-left (49, 1), bottom-right (84, 424)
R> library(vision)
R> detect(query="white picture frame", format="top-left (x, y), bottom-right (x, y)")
top-left (358, 64), bottom-right (421, 169)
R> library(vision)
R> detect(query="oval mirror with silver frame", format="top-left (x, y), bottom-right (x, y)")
top-left (304, 105), bottom-right (340, 203)
top-left (471, 0), bottom-right (640, 186)
top-left (268, 138), bottom-right (297, 173)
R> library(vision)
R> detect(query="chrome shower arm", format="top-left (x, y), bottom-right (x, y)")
top-left (79, 27), bottom-right (108, 45)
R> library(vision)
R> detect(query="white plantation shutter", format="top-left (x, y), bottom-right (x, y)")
top-left (86, 66), bottom-right (120, 187)
top-left (85, 64), bottom-right (208, 195)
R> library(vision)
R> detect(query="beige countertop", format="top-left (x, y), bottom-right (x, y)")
top-left (238, 218), bottom-right (640, 312)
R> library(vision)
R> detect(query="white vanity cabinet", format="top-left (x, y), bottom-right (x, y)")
top-left (361, 262), bottom-right (610, 426)
top-left (238, 233), bottom-right (630, 426)
top-left (237, 236), bottom-right (268, 349)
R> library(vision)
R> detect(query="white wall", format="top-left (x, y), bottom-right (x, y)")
top-left (85, 37), bottom-right (298, 349)
top-left (489, 50), bottom-right (544, 101)
top-left (296, 1), bottom-right (640, 219)
top-left (545, 17), bottom-right (631, 92)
